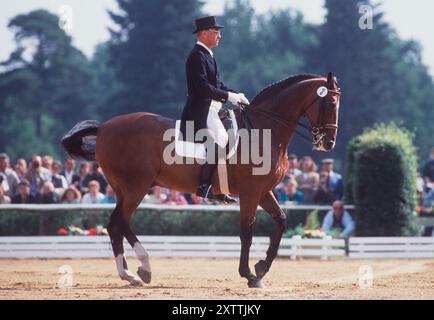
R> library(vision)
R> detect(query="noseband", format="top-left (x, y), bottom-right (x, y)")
top-left (241, 87), bottom-right (341, 147)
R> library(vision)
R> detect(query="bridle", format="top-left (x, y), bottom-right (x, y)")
top-left (240, 85), bottom-right (341, 147)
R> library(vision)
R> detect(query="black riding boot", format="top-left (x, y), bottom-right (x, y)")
top-left (195, 143), bottom-right (237, 204)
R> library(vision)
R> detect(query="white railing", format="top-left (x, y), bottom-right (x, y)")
top-left (349, 237), bottom-right (434, 259)
top-left (0, 235), bottom-right (346, 259)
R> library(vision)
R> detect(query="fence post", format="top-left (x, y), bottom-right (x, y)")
top-left (291, 235), bottom-right (301, 260)
top-left (321, 236), bottom-right (332, 261)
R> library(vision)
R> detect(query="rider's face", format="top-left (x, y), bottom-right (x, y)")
top-left (204, 28), bottom-right (221, 48)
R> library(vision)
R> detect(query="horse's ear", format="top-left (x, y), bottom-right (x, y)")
top-left (327, 72), bottom-right (333, 87)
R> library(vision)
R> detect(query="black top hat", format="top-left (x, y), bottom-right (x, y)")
top-left (192, 16), bottom-right (224, 34)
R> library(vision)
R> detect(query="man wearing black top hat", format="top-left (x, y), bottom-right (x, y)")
top-left (180, 16), bottom-right (249, 203)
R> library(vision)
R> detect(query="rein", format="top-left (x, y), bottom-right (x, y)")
top-left (239, 87), bottom-right (341, 145)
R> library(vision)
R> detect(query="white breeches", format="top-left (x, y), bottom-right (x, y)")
top-left (206, 100), bottom-right (228, 148)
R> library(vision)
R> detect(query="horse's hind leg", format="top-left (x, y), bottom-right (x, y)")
top-left (108, 200), bottom-right (142, 286)
top-left (117, 191), bottom-right (152, 284)
top-left (255, 191), bottom-right (287, 279)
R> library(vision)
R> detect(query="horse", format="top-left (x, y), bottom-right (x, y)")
top-left (61, 72), bottom-right (341, 288)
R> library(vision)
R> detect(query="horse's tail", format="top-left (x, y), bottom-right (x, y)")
top-left (61, 120), bottom-right (101, 161)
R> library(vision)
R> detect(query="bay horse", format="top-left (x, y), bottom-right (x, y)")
top-left (62, 72), bottom-right (341, 288)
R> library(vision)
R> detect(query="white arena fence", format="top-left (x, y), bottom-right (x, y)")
top-left (0, 235), bottom-right (346, 260)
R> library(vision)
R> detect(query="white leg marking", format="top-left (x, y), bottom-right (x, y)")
top-left (133, 242), bottom-right (151, 272)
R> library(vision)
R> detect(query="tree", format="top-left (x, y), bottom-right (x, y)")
top-left (106, 0), bottom-right (202, 119)
top-left (313, 0), bottom-right (434, 162)
top-left (0, 10), bottom-right (98, 159)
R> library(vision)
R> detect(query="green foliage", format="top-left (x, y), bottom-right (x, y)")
top-left (346, 123), bottom-right (419, 236)
top-left (0, 208), bottom-right (316, 236)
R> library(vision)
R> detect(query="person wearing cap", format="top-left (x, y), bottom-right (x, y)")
top-left (321, 158), bottom-right (343, 201)
top-left (180, 16), bottom-right (248, 203)
top-left (0, 153), bottom-right (20, 197)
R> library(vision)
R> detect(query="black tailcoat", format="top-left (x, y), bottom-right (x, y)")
top-left (180, 44), bottom-right (234, 142)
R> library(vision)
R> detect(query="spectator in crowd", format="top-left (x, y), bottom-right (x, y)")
top-left (285, 153), bottom-right (301, 179)
top-left (101, 185), bottom-right (117, 204)
top-left (0, 153), bottom-right (20, 197)
top-left (321, 158), bottom-right (343, 200)
top-left (60, 187), bottom-right (81, 204)
top-left (313, 172), bottom-right (335, 204)
top-left (296, 156), bottom-right (320, 203)
top-left (422, 188), bottom-right (434, 215)
top-left (11, 180), bottom-right (37, 204)
top-left (0, 185), bottom-right (11, 204)
top-left (29, 155), bottom-right (51, 180)
top-left (14, 158), bottom-right (27, 181)
top-left (42, 155), bottom-right (53, 171)
top-left (185, 193), bottom-right (205, 205)
top-left (163, 190), bottom-right (188, 205)
top-left (0, 171), bottom-right (8, 195)
top-left (77, 162), bottom-right (90, 192)
top-left (82, 162), bottom-right (108, 194)
top-left (51, 160), bottom-right (68, 195)
top-left (277, 179), bottom-right (304, 205)
top-left (37, 181), bottom-right (60, 204)
top-left (143, 186), bottom-right (168, 204)
top-left (62, 159), bottom-right (80, 186)
top-left (322, 200), bottom-right (355, 240)
top-left (81, 180), bottom-right (105, 204)
top-left (422, 147), bottom-right (434, 192)
top-left (25, 160), bottom-right (48, 197)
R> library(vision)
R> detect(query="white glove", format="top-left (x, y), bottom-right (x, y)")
top-left (228, 92), bottom-right (250, 106)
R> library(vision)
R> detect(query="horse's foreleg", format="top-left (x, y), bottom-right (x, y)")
top-left (255, 191), bottom-right (287, 279)
top-left (239, 196), bottom-right (263, 288)
top-left (108, 202), bottom-right (142, 286)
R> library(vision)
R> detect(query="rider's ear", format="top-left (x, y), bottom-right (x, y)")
top-left (327, 72), bottom-right (333, 87)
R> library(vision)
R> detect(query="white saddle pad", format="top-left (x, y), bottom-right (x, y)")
top-left (175, 109), bottom-right (239, 160)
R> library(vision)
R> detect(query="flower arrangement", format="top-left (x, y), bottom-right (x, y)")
top-left (57, 225), bottom-right (108, 236)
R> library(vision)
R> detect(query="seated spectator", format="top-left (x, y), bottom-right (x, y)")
top-left (322, 201), bottom-right (355, 240)
top-left (185, 193), bottom-right (205, 205)
top-left (82, 162), bottom-right (108, 194)
top-left (143, 186), bottom-right (168, 204)
top-left (25, 160), bottom-right (48, 196)
top-left (296, 156), bottom-right (320, 203)
top-left (60, 187), bottom-right (82, 204)
top-left (0, 153), bottom-right (20, 197)
top-left (16, 158), bottom-right (27, 175)
top-left (51, 160), bottom-right (68, 195)
top-left (101, 185), bottom-right (117, 204)
top-left (321, 158), bottom-right (343, 200)
top-left (0, 185), bottom-right (11, 204)
top-left (422, 188), bottom-right (434, 215)
top-left (37, 181), bottom-right (60, 204)
top-left (313, 171), bottom-right (335, 204)
top-left (422, 147), bottom-right (434, 192)
top-left (81, 180), bottom-right (105, 204)
top-left (62, 158), bottom-right (79, 186)
top-left (30, 155), bottom-right (51, 181)
top-left (11, 180), bottom-right (37, 204)
top-left (77, 162), bottom-right (90, 193)
top-left (285, 154), bottom-right (301, 179)
top-left (163, 190), bottom-right (188, 205)
top-left (277, 179), bottom-right (304, 205)
top-left (42, 155), bottom-right (53, 171)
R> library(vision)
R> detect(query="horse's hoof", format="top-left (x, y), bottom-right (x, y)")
top-left (254, 260), bottom-right (268, 279)
top-left (120, 272), bottom-right (143, 286)
top-left (137, 266), bottom-right (152, 284)
top-left (248, 278), bottom-right (265, 288)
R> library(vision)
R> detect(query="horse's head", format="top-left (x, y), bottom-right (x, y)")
top-left (304, 72), bottom-right (341, 152)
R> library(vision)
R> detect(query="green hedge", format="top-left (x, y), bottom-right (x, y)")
top-left (345, 123), bottom-right (418, 236)
top-left (0, 208), bottom-right (322, 236)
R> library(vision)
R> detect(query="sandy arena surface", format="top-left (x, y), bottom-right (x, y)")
top-left (0, 257), bottom-right (433, 299)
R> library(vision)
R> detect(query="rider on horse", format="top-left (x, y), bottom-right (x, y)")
top-left (180, 16), bottom-right (250, 203)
